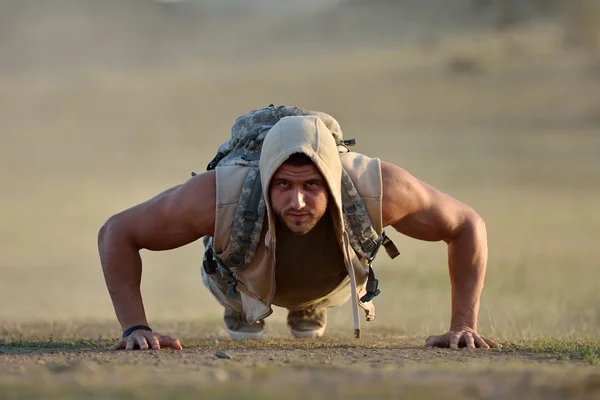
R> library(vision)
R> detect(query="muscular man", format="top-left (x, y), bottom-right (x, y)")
top-left (98, 113), bottom-right (499, 351)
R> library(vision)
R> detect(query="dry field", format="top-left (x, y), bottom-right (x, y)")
top-left (1, 1), bottom-right (599, 398)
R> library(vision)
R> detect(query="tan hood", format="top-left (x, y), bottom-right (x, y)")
top-left (258, 115), bottom-right (372, 338)
top-left (259, 115), bottom-right (344, 239)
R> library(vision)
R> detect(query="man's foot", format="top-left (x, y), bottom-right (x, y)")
top-left (287, 307), bottom-right (327, 339)
top-left (223, 308), bottom-right (265, 340)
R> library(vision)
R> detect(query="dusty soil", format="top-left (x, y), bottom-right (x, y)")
top-left (1, 323), bottom-right (599, 399)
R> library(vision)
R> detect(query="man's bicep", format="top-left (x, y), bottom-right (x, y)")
top-left (381, 162), bottom-right (473, 242)
top-left (111, 171), bottom-right (216, 251)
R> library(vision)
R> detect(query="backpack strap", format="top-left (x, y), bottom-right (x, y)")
top-left (215, 166), bottom-right (266, 273)
top-left (341, 169), bottom-right (399, 259)
top-left (340, 169), bottom-right (400, 303)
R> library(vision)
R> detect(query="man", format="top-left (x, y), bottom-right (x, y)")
top-left (98, 112), bottom-right (499, 351)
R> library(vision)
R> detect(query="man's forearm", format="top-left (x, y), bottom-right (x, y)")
top-left (447, 216), bottom-right (488, 330)
top-left (98, 220), bottom-right (149, 331)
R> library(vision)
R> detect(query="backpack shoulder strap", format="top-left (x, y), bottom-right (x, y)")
top-left (214, 166), bottom-right (266, 272)
top-left (341, 169), bottom-right (400, 261)
top-left (341, 167), bottom-right (400, 304)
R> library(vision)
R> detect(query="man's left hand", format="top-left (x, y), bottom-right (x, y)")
top-left (111, 330), bottom-right (183, 351)
top-left (425, 327), bottom-right (501, 349)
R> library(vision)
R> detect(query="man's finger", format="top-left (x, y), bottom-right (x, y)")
top-left (172, 338), bottom-right (183, 350)
top-left (135, 334), bottom-right (149, 350)
top-left (425, 336), bottom-right (436, 347)
top-left (473, 334), bottom-right (490, 349)
top-left (425, 335), bottom-right (443, 347)
top-left (449, 333), bottom-right (461, 349)
top-left (482, 336), bottom-right (501, 349)
top-left (110, 339), bottom-right (125, 351)
top-left (125, 336), bottom-right (136, 350)
top-left (464, 332), bottom-right (475, 349)
top-left (159, 335), bottom-right (183, 350)
top-left (146, 334), bottom-right (161, 350)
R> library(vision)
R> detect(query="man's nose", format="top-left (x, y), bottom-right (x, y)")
top-left (290, 188), bottom-right (306, 210)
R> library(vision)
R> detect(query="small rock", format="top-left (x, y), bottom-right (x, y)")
top-left (0, 349), bottom-right (5, 354)
top-left (215, 351), bottom-right (232, 359)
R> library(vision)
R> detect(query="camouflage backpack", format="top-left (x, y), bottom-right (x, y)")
top-left (199, 105), bottom-right (399, 302)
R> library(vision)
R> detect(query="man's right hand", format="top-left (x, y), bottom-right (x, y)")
top-left (99, 172), bottom-right (216, 352)
top-left (111, 330), bottom-right (183, 351)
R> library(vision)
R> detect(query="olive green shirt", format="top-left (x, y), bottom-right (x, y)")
top-left (272, 211), bottom-right (347, 308)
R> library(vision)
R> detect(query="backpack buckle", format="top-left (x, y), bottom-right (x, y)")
top-left (360, 277), bottom-right (380, 303)
top-left (365, 235), bottom-right (384, 264)
top-left (203, 247), bottom-right (217, 275)
top-left (227, 278), bottom-right (239, 298)
top-left (361, 238), bottom-right (379, 255)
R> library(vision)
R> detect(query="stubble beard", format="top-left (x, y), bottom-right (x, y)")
top-left (275, 209), bottom-right (322, 236)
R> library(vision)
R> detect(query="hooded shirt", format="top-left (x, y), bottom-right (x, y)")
top-left (258, 116), bottom-right (349, 308)
top-left (212, 115), bottom-right (384, 336)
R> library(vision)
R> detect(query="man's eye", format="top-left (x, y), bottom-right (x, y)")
top-left (306, 182), bottom-right (319, 189)
top-left (278, 181), bottom-right (289, 187)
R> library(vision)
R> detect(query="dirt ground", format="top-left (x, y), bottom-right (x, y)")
top-left (1, 322), bottom-right (599, 399)
top-left (1, 1), bottom-right (599, 399)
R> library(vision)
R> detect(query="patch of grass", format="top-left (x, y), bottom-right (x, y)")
top-left (503, 337), bottom-right (600, 363)
top-left (0, 339), bottom-right (112, 351)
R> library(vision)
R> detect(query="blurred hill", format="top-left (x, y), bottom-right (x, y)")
top-left (0, 0), bottom-right (582, 76)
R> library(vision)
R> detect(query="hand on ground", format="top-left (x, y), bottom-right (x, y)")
top-left (111, 330), bottom-right (183, 351)
top-left (425, 327), bottom-right (501, 349)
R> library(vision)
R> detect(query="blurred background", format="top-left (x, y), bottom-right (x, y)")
top-left (1, 0), bottom-right (599, 339)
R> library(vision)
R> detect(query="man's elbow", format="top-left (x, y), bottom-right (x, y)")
top-left (98, 214), bottom-right (129, 249)
top-left (463, 209), bottom-right (487, 241)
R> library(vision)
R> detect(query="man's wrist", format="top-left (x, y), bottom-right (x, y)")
top-left (450, 323), bottom-right (477, 332)
top-left (122, 325), bottom-right (152, 338)
top-left (451, 310), bottom-right (478, 331)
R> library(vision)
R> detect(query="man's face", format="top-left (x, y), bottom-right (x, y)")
top-left (269, 162), bottom-right (329, 235)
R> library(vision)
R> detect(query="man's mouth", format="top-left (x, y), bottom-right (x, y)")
top-left (286, 213), bottom-right (310, 223)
